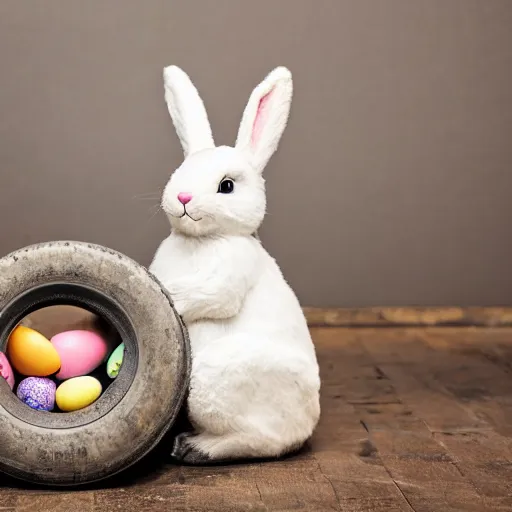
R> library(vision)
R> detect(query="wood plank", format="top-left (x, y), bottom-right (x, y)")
top-left (358, 328), bottom-right (512, 510)
top-left (304, 307), bottom-right (512, 328)
top-left (95, 455), bottom-right (343, 512)
top-left (418, 330), bottom-right (512, 438)
top-left (309, 327), bottom-right (412, 511)
top-left (406, 330), bottom-right (512, 501)
top-left (0, 488), bottom-right (17, 511)
top-left (354, 395), bottom-right (492, 512)
top-left (359, 330), bottom-right (490, 433)
top-left (435, 431), bottom-right (512, 500)
top-left (15, 491), bottom-right (94, 512)
top-left (358, 330), bottom-right (496, 511)
top-left (394, 481), bottom-right (494, 512)
top-left (312, 328), bottom-right (400, 406)
top-left (311, 328), bottom-right (416, 512)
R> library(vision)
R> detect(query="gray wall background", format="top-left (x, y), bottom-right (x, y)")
top-left (1, 1), bottom-right (511, 307)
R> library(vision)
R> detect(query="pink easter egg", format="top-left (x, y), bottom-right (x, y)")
top-left (0, 352), bottom-right (15, 390)
top-left (51, 330), bottom-right (109, 380)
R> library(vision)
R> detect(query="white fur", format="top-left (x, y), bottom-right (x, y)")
top-left (236, 66), bottom-right (293, 174)
top-left (163, 66), bottom-right (215, 157)
top-left (150, 66), bottom-right (320, 462)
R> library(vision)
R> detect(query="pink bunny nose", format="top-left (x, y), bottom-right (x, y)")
top-left (177, 192), bottom-right (193, 205)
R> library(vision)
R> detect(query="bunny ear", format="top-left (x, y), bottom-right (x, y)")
top-left (236, 67), bottom-right (293, 173)
top-left (163, 65), bottom-right (215, 157)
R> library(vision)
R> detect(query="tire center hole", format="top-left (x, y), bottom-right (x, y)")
top-left (0, 283), bottom-right (138, 429)
top-left (3, 305), bottom-right (122, 414)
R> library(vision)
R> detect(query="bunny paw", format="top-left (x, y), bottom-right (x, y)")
top-left (171, 432), bottom-right (211, 464)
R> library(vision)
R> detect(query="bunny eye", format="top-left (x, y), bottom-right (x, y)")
top-left (218, 179), bottom-right (234, 194)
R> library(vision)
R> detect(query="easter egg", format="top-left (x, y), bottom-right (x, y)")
top-left (7, 326), bottom-right (61, 376)
top-left (17, 377), bottom-right (56, 411)
top-left (51, 330), bottom-right (109, 380)
top-left (106, 343), bottom-right (124, 379)
top-left (0, 352), bottom-right (15, 390)
top-left (55, 376), bottom-right (102, 412)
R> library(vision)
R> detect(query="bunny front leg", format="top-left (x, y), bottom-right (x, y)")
top-left (165, 272), bottom-right (248, 323)
top-left (161, 237), bottom-right (260, 323)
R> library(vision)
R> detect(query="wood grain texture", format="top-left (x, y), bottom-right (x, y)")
top-left (304, 307), bottom-right (512, 327)
top-left (2, 314), bottom-right (512, 511)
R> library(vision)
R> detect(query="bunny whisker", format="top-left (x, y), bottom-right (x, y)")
top-left (133, 191), bottom-right (162, 199)
top-left (146, 205), bottom-right (162, 223)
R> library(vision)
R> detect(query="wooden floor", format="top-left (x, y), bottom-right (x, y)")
top-left (2, 326), bottom-right (512, 511)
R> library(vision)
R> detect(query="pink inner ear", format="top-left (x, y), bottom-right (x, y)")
top-left (251, 88), bottom-right (274, 148)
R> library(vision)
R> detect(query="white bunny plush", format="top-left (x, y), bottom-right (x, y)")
top-left (149, 65), bottom-right (320, 464)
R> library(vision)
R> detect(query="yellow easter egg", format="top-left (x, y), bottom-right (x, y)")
top-left (7, 326), bottom-right (61, 376)
top-left (56, 376), bottom-right (102, 412)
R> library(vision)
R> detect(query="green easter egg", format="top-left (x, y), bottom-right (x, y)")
top-left (106, 343), bottom-right (124, 379)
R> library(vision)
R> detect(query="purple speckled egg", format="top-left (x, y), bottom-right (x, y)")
top-left (16, 377), bottom-right (56, 411)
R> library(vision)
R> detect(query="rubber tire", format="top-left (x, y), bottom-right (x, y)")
top-left (0, 241), bottom-right (190, 486)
